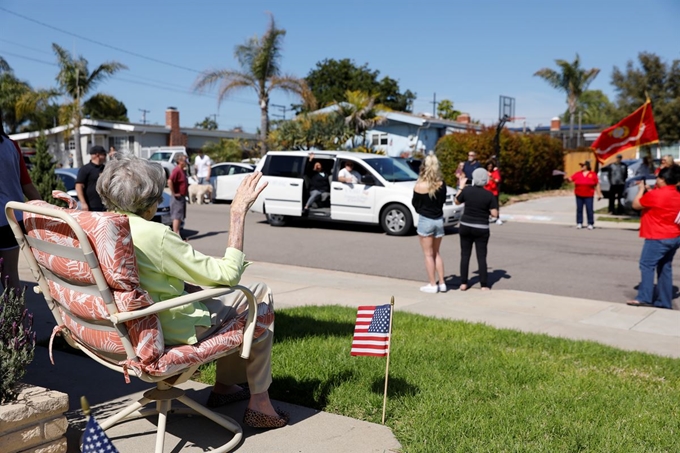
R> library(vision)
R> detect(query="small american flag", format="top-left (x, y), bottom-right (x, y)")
top-left (81, 415), bottom-right (119, 452)
top-left (351, 304), bottom-right (392, 357)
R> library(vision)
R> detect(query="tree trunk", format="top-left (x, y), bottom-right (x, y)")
top-left (73, 118), bottom-right (84, 168)
top-left (260, 98), bottom-right (269, 153)
top-left (569, 112), bottom-right (575, 149)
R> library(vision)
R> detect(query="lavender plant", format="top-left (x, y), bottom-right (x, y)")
top-left (0, 282), bottom-right (36, 404)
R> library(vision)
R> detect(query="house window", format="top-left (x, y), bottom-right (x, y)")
top-left (68, 139), bottom-right (76, 151)
top-left (371, 133), bottom-right (388, 146)
top-left (109, 136), bottom-right (135, 151)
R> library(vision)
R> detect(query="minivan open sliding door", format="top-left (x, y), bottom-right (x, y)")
top-left (260, 155), bottom-right (305, 216)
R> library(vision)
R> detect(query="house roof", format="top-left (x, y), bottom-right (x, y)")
top-left (9, 118), bottom-right (257, 141)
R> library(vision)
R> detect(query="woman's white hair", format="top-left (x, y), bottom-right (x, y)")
top-left (97, 154), bottom-right (166, 215)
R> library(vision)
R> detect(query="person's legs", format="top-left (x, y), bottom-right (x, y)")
top-left (585, 196), bottom-right (594, 226)
top-left (474, 230), bottom-right (491, 288)
top-left (419, 235), bottom-right (437, 286)
top-left (459, 225), bottom-right (473, 289)
top-left (608, 188), bottom-right (616, 213)
top-left (654, 238), bottom-right (680, 309)
top-left (0, 247), bottom-right (21, 292)
top-left (432, 235), bottom-right (445, 288)
top-left (636, 239), bottom-right (665, 304)
top-left (305, 190), bottom-right (322, 210)
top-left (575, 196), bottom-right (584, 226)
top-left (613, 185), bottom-right (625, 214)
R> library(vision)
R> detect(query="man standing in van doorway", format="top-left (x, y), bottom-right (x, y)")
top-left (338, 161), bottom-right (361, 184)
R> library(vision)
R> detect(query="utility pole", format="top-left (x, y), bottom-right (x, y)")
top-left (139, 109), bottom-right (150, 125)
top-left (430, 93), bottom-right (437, 117)
top-left (271, 104), bottom-right (287, 120)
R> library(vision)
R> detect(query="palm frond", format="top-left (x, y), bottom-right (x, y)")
top-left (86, 62), bottom-right (127, 91)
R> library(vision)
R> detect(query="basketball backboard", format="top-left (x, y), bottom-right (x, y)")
top-left (499, 96), bottom-right (515, 121)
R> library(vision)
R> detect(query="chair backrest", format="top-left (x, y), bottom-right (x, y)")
top-left (5, 199), bottom-right (165, 366)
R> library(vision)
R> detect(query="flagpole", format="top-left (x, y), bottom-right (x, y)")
top-left (381, 296), bottom-right (395, 424)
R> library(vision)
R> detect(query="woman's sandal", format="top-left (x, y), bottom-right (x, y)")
top-left (626, 300), bottom-right (653, 307)
top-left (243, 407), bottom-right (290, 429)
top-left (206, 386), bottom-right (251, 408)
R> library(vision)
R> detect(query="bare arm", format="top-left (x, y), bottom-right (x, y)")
top-left (632, 181), bottom-right (646, 210)
top-left (22, 182), bottom-right (41, 201)
top-left (490, 208), bottom-right (499, 218)
top-left (75, 183), bottom-right (88, 211)
top-left (595, 183), bottom-right (603, 200)
top-left (227, 172), bottom-right (268, 251)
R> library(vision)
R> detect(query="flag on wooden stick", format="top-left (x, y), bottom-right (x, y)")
top-left (351, 304), bottom-right (392, 357)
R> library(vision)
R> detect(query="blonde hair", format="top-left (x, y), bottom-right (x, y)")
top-left (418, 153), bottom-right (443, 198)
top-left (662, 154), bottom-right (675, 167)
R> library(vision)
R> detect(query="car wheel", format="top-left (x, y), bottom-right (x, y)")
top-left (266, 213), bottom-right (286, 227)
top-left (381, 204), bottom-right (413, 236)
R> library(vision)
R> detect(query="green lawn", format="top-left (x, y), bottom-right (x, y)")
top-left (198, 306), bottom-right (680, 453)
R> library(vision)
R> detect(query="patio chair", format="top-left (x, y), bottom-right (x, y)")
top-left (5, 197), bottom-right (273, 453)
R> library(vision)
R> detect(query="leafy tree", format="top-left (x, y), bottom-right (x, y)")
top-left (202, 138), bottom-right (243, 163)
top-left (0, 61), bottom-right (58, 134)
top-left (559, 89), bottom-right (617, 126)
top-left (268, 113), bottom-right (350, 150)
top-left (437, 99), bottom-right (461, 120)
top-left (52, 43), bottom-right (127, 168)
top-left (194, 14), bottom-right (309, 151)
top-left (304, 58), bottom-right (416, 112)
top-left (337, 90), bottom-right (388, 148)
top-left (611, 52), bottom-right (680, 143)
top-left (534, 54), bottom-right (600, 147)
top-left (195, 116), bottom-right (219, 130)
top-left (29, 135), bottom-right (66, 206)
top-left (82, 93), bottom-right (129, 122)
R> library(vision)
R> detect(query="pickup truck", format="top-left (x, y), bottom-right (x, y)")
top-left (142, 146), bottom-right (189, 178)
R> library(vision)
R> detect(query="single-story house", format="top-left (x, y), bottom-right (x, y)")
top-left (309, 105), bottom-right (482, 157)
top-left (9, 107), bottom-right (257, 167)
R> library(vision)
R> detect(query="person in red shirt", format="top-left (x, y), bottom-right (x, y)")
top-left (566, 161), bottom-right (602, 230)
top-left (627, 166), bottom-right (680, 309)
top-left (483, 159), bottom-right (502, 225)
top-left (168, 154), bottom-right (189, 238)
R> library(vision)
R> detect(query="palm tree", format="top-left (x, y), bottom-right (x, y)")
top-left (194, 14), bottom-right (310, 151)
top-left (534, 54), bottom-right (600, 147)
top-left (0, 60), bottom-right (58, 133)
top-left (337, 90), bottom-right (388, 148)
top-left (52, 43), bottom-right (127, 167)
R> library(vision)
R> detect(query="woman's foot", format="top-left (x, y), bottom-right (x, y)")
top-left (207, 384), bottom-right (250, 408)
top-left (481, 287), bottom-right (491, 291)
top-left (420, 284), bottom-right (438, 293)
top-left (243, 407), bottom-right (289, 429)
top-left (459, 284), bottom-right (468, 291)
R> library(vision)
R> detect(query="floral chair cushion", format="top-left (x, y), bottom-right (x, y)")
top-left (23, 197), bottom-right (164, 365)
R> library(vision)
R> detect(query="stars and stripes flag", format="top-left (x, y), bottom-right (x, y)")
top-left (351, 304), bottom-right (392, 357)
top-left (81, 414), bottom-right (119, 453)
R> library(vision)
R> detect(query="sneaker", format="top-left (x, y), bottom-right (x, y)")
top-left (495, 219), bottom-right (503, 225)
top-left (420, 284), bottom-right (438, 293)
top-left (438, 283), bottom-right (447, 293)
top-left (576, 224), bottom-right (582, 229)
top-left (587, 225), bottom-right (594, 230)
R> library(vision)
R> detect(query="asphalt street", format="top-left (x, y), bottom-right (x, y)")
top-left (182, 203), bottom-right (679, 305)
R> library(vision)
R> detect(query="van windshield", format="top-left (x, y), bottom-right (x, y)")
top-left (363, 157), bottom-right (418, 182)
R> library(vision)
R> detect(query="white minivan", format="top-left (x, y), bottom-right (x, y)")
top-left (250, 151), bottom-right (463, 236)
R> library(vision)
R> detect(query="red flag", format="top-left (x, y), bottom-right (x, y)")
top-left (350, 305), bottom-right (391, 357)
top-left (591, 100), bottom-right (659, 163)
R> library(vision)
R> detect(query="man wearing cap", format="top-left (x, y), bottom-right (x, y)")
top-left (76, 145), bottom-right (107, 211)
top-left (607, 155), bottom-right (628, 214)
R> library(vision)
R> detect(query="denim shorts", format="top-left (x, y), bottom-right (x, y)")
top-left (417, 216), bottom-right (445, 238)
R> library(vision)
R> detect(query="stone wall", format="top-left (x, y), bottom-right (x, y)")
top-left (0, 385), bottom-right (68, 453)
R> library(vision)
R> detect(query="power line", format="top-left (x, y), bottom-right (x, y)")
top-left (0, 38), bottom-right (52, 55)
top-left (0, 6), bottom-right (202, 74)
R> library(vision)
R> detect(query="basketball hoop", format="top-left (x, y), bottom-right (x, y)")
top-left (507, 117), bottom-right (526, 123)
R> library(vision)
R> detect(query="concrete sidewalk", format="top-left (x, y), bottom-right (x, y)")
top-left (18, 258), bottom-right (679, 452)
top-left (500, 195), bottom-right (640, 229)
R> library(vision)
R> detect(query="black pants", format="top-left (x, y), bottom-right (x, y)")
top-left (459, 224), bottom-right (490, 287)
top-left (608, 184), bottom-right (625, 214)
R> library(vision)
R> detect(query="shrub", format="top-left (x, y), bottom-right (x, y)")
top-left (0, 280), bottom-right (36, 404)
top-left (28, 134), bottom-right (66, 206)
top-left (436, 128), bottom-right (565, 194)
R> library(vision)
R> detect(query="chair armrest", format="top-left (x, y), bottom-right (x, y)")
top-left (109, 285), bottom-right (259, 360)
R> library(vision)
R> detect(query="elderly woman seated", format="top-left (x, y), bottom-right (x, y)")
top-left (96, 155), bottom-right (287, 429)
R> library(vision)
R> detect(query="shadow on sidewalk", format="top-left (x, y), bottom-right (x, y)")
top-left (274, 311), bottom-right (355, 341)
top-left (444, 269), bottom-right (511, 289)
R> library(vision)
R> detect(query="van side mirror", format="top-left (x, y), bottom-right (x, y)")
top-left (362, 174), bottom-right (375, 185)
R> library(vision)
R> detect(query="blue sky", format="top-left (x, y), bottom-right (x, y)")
top-left (1, 0), bottom-right (679, 133)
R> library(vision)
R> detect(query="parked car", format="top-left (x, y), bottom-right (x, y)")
top-left (210, 162), bottom-right (255, 202)
top-left (144, 147), bottom-right (188, 178)
top-left (621, 175), bottom-right (657, 212)
top-left (599, 158), bottom-right (659, 197)
top-left (55, 168), bottom-right (172, 226)
top-left (395, 157), bottom-right (422, 174)
top-left (250, 151), bottom-right (463, 235)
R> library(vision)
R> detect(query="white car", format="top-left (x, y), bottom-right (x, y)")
top-left (210, 162), bottom-right (255, 202)
top-left (250, 151), bottom-right (462, 236)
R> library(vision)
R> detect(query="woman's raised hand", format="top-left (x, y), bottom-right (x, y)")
top-left (231, 172), bottom-right (268, 216)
